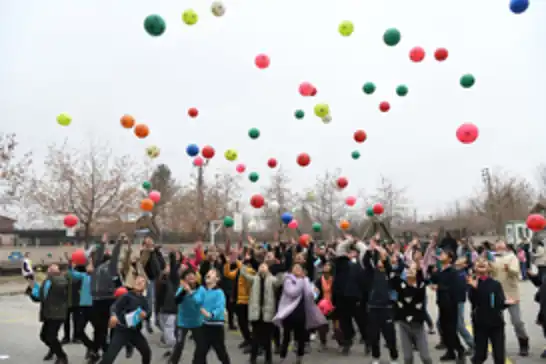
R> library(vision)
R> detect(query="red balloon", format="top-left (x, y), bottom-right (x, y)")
top-left (379, 101), bottom-right (390, 112)
top-left (345, 196), bottom-right (356, 206)
top-left (318, 299), bottom-right (334, 316)
top-left (64, 214), bottom-right (78, 228)
top-left (310, 87), bottom-right (317, 96)
top-left (409, 46), bottom-right (425, 62)
top-left (299, 82), bottom-right (314, 96)
top-left (201, 145), bottom-right (215, 159)
top-left (250, 194), bottom-right (265, 209)
top-left (255, 54), bottom-right (270, 69)
top-left (372, 203), bottom-right (384, 215)
top-left (337, 177), bottom-right (348, 189)
top-left (193, 156), bottom-right (204, 167)
top-left (299, 234), bottom-right (311, 247)
top-left (434, 47), bottom-right (448, 61)
top-left (527, 214), bottom-right (546, 232)
top-left (297, 153), bottom-right (311, 167)
top-left (288, 220), bottom-right (299, 229)
top-left (71, 249), bottom-right (87, 265)
top-left (188, 107), bottom-right (199, 118)
top-left (354, 130), bottom-right (367, 143)
top-left (114, 287), bottom-right (128, 298)
top-left (236, 163), bottom-right (246, 173)
top-left (267, 158), bottom-right (278, 168)
top-left (456, 123), bottom-right (479, 144)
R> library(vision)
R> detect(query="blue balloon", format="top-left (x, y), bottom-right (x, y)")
top-left (510, 0), bottom-right (529, 14)
top-left (281, 212), bottom-right (293, 224)
top-left (186, 144), bottom-right (199, 157)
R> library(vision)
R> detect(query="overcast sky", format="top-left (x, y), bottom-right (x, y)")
top-left (1, 0), bottom-right (545, 219)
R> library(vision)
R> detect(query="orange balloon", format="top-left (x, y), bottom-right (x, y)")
top-left (339, 220), bottom-right (350, 230)
top-left (134, 124), bottom-right (150, 138)
top-left (140, 198), bottom-right (154, 211)
top-left (120, 114), bottom-right (135, 129)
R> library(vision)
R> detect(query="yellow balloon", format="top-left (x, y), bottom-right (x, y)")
top-left (57, 113), bottom-right (72, 126)
top-left (146, 145), bottom-right (160, 159)
top-left (224, 149), bottom-right (238, 161)
top-left (314, 103), bottom-right (330, 118)
top-left (338, 20), bottom-right (354, 36)
top-left (182, 9), bottom-right (199, 25)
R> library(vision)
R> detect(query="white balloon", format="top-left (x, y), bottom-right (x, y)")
top-left (211, 1), bottom-right (226, 16)
top-left (321, 114), bottom-right (332, 124)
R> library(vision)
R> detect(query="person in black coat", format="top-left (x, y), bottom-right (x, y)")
top-left (467, 258), bottom-right (513, 364)
top-left (430, 248), bottom-right (466, 363)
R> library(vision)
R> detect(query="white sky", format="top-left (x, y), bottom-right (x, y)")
top-left (0, 0), bottom-right (545, 218)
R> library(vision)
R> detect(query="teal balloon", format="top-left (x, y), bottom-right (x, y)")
top-left (383, 28), bottom-right (401, 46)
top-left (223, 216), bottom-right (234, 228)
top-left (142, 181), bottom-right (152, 190)
top-left (249, 172), bottom-right (259, 182)
top-left (351, 150), bottom-right (360, 160)
top-left (248, 128), bottom-right (260, 139)
top-left (460, 74), bottom-right (475, 88)
top-left (362, 82), bottom-right (376, 95)
top-left (294, 110), bottom-right (305, 119)
top-left (144, 15), bottom-right (166, 36)
top-left (366, 207), bottom-right (375, 217)
top-left (396, 84), bottom-right (408, 97)
top-left (312, 222), bottom-right (322, 232)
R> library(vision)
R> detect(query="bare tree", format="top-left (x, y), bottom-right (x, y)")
top-left (148, 164), bottom-right (179, 236)
top-left (471, 168), bottom-right (535, 234)
top-left (205, 171), bottom-right (242, 220)
top-left (306, 169), bottom-right (346, 238)
top-left (0, 133), bottom-right (31, 201)
top-left (25, 141), bottom-right (143, 246)
top-left (261, 167), bottom-right (295, 232)
top-left (369, 175), bottom-right (410, 228)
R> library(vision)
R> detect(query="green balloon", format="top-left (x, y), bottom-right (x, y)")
top-left (144, 14), bottom-right (166, 36)
top-left (460, 74), bottom-right (475, 88)
top-left (223, 216), bottom-right (234, 228)
top-left (366, 207), bottom-right (375, 217)
top-left (47, 253), bottom-right (52, 258)
top-left (248, 128), bottom-right (260, 139)
top-left (396, 84), bottom-right (408, 97)
top-left (351, 150), bottom-right (361, 159)
top-left (142, 181), bottom-right (152, 190)
top-left (362, 82), bottom-right (376, 95)
top-left (383, 28), bottom-right (401, 46)
top-left (249, 172), bottom-right (259, 182)
top-left (312, 222), bottom-right (322, 232)
top-left (294, 110), bottom-right (305, 119)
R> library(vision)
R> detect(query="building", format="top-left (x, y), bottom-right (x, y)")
top-left (0, 215), bottom-right (16, 246)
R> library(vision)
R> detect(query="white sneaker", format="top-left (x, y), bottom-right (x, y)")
top-left (310, 333), bottom-right (317, 341)
top-left (391, 361), bottom-right (399, 364)
top-left (371, 360), bottom-right (380, 364)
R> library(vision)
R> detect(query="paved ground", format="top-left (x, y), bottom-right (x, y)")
top-left (0, 282), bottom-right (545, 363)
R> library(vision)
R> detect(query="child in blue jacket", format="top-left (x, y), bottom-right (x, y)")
top-left (169, 268), bottom-right (205, 364)
top-left (192, 268), bottom-right (231, 364)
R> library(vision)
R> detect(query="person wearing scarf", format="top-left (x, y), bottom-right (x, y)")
top-left (273, 263), bottom-right (327, 364)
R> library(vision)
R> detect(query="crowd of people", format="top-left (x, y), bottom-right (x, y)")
top-left (22, 229), bottom-right (546, 364)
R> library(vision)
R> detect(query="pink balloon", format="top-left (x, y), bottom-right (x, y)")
top-left (193, 156), bottom-right (204, 167)
top-left (318, 299), bottom-right (334, 316)
top-left (287, 220), bottom-right (299, 229)
top-left (236, 163), bottom-right (246, 173)
top-left (255, 54), bottom-right (270, 69)
top-left (345, 196), bottom-right (356, 206)
top-left (299, 82), bottom-right (314, 96)
top-left (456, 123), bottom-right (479, 144)
top-left (149, 190), bottom-right (161, 203)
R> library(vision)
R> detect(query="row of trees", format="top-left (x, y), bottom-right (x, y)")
top-left (0, 133), bottom-right (543, 241)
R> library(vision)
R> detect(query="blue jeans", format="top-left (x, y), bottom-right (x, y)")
top-left (457, 302), bottom-right (474, 348)
top-left (520, 262), bottom-right (527, 280)
top-left (146, 279), bottom-right (155, 323)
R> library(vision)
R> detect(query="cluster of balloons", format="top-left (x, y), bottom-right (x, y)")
top-left (141, 190), bottom-right (161, 212)
top-left (366, 203), bottom-right (385, 217)
top-left (120, 114), bottom-right (150, 139)
top-left (143, 3), bottom-right (225, 36)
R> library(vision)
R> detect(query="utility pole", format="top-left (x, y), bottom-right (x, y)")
top-left (481, 167), bottom-right (498, 234)
top-left (197, 165), bottom-right (206, 236)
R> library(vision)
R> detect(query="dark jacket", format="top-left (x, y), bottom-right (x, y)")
top-left (157, 252), bottom-right (179, 314)
top-left (468, 277), bottom-right (507, 328)
top-left (91, 241), bottom-right (123, 300)
top-left (390, 270), bottom-right (427, 323)
top-left (431, 266), bottom-right (464, 309)
top-left (362, 249), bottom-right (394, 308)
top-left (27, 275), bottom-right (69, 321)
top-left (332, 255), bottom-right (362, 304)
top-left (110, 291), bottom-right (150, 330)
